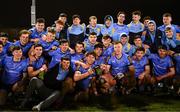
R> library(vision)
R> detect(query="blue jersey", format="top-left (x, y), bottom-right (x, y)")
top-left (102, 45), bottom-right (114, 58)
top-left (38, 39), bottom-right (59, 52)
top-left (56, 65), bottom-right (69, 81)
top-left (13, 41), bottom-right (33, 56)
top-left (3, 41), bottom-right (12, 53)
top-left (128, 21), bottom-right (144, 33)
top-left (86, 24), bottom-right (102, 37)
top-left (131, 45), bottom-right (151, 56)
top-left (122, 43), bottom-right (134, 57)
top-left (163, 38), bottom-right (177, 50)
top-left (112, 23), bottom-right (129, 41)
top-left (28, 56), bottom-right (46, 70)
top-left (76, 63), bottom-right (96, 90)
top-left (148, 54), bottom-right (174, 76)
top-left (132, 56), bottom-right (149, 78)
top-left (1, 56), bottom-right (28, 85)
top-left (108, 53), bottom-right (131, 76)
top-left (29, 27), bottom-right (46, 39)
top-left (84, 39), bottom-right (98, 53)
top-left (71, 53), bottom-right (84, 71)
top-left (174, 53), bottom-right (180, 75)
top-left (158, 24), bottom-right (179, 40)
top-left (67, 24), bottom-right (86, 39)
top-left (101, 16), bottom-right (115, 37)
top-left (94, 56), bottom-right (106, 66)
top-left (48, 48), bottom-right (71, 69)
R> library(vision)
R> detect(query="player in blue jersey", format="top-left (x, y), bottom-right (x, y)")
top-left (158, 13), bottom-right (180, 40)
top-left (102, 35), bottom-right (113, 59)
top-left (148, 45), bottom-right (175, 90)
top-left (38, 28), bottom-right (59, 52)
top-left (113, 11), bottom-right (129, 42)
top-left (128, 10), bottom-right (144, 44)
top-left (27, 44), bottom-right (47, 79)
top-left (132, 47), bottom-right (150, 92)
top-left (0, 46), bottom-right (28, 105)
top-left (74, 52), bottom-right (96, 100)
top-left (29, 18), bottom-right (46, 43)
top-left (67, 14), bottom-right (86, 49)
top-left (120, 33), bottom-right (134, 57)
top-left (48, 39), bottom-right (73, 68)
top-left (84, 32), bottom-right (98, 53)
top-left (13, 30), bottom-right (33, 57)
top-left (86, 16), bottom-right (103, 42)
top-left (94, 43), bottom-right (106, 66)
top-left (53, 19), bottom-right (66, 40)
top-left (107, 42), bottom-right (135, 94)
top-left (71, 42), bottom-right (85, 71)
top-left (19, 44), bottom-right (47, 108)
top-left (55, 13), bottom-right (69, 40)
top-left (132, 35), bottom-right (151, 56)
top-left (163, 26), bottom-right (179, 51)
top-left (0, 32), bottom-right (12, 54)
top-left (101, 15), bottom-right (115, 38)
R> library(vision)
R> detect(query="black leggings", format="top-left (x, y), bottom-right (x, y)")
top-left (24, 77), bottom-right (60, 110)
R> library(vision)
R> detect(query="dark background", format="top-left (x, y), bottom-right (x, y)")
top-left (0, 0), bottom-right (179, 28)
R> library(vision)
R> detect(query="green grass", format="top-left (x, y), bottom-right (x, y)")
top-left (55, 94), bottom-right (180, 111)
top-left (1, 94), bottom-right (180, 111)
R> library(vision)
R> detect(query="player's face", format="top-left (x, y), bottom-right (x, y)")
top-left (0, 45), bottom-right (3, 53)
top-left (144, 19), bottom-right (150, 26)
top-left (94, 48), bottom-right (103, 57)
top-left (73, 18), bottom-right (80, 25)
top-left (20, 34), bottom-right (29, 45)
top-left (102, 38), bottom-right (111, 47)
top-left (132, 15), bottom-right (141, 22)
top-left (120, 36), bottom-right (128, 45)
top-left (58, 17), bottom-right (67, 23)
top-left (0, 37), bottom-right (8, 44)
top-left (13, 49), bottom-right (23, 59)
top-left (105, 20), bottom-right (112, 27)
top-left (75, 44), bottom-right (84, 53)
top-left (148, 23), bottom-right (155, 32)
top-left (165, 30), bottom-right (173, 38)
top-left (60, 42), bottom-right (69, 52)
top-left (61, 60), bottom-right (70, 70)
top-left (34, 46), bottom-right (43, 57)
top-left (117, 14), bottom-right (125, 23)
top-left (46, 32), bottom-right (55, 42)
top-left (89, 35), bottom-right (97, 44)
top-left (114, 43), bottom-right (122, 55)
top-left (163, 17), bottom-right (172, 25)
top-left (55, 24), bottom-right (64, 32)
top-left (86, 55), bottom-right (95, 65)
top-left (134, 38), bottom-right (142, 47)
top-left (158, 49), bottom-right (167, 58)
top-left (35, 22), bottom-right (45, 32)
top-left (90, 19), bottom-right (97, 27)
top-left (135, 51), bottom-right (145, 60)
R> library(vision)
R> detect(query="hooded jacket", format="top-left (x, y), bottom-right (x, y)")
top-left (143, 20), bottom-right (163, 53)
top-left (101, 15), bottom-right (115, 37)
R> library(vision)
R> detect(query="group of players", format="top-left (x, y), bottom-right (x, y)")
top-left (0, 10), bottom-right (180, 111)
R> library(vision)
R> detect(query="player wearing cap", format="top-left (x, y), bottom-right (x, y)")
top-left (101, 15), bottom-right (115, 38)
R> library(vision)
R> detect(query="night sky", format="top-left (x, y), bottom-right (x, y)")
top-left (0, 0), bottom-right (179, 28)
